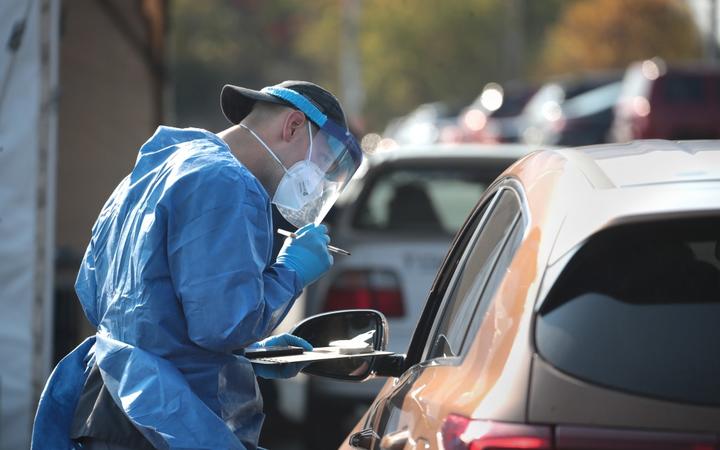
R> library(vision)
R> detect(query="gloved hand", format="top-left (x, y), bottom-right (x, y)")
top-left (276, 223), bottom-right (333, 287)
top-left (250, 333), bottom-right (313, 380)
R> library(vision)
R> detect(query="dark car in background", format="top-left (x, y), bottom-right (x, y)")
top-left (536, 81), bottom-right (622, 146)
top-left (611, 59), bottom-right (720, 141)
top-left (450, 83), bottom-right (537, 144)
top-left (521, 72), bottom-right (621, 145)
top-left (383, 102), bottom-right (464, 146)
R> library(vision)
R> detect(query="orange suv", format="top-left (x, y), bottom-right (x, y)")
top-left (295, 140), bottom-right (720, 449)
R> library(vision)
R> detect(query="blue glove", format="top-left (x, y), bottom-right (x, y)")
top-left (250, 333), bottom-right (313, 379)
top-left (276, 223), bottom-right (333, 287)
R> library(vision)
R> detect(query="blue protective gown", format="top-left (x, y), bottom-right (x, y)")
top-left (32, 126), bottom-right (303, 449)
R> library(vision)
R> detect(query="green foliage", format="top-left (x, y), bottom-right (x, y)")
top-left (170, 0), bottom-right (312, 130)
top-left (295, 0), bottom-right (573, 130)
top-left (174, 0), bottom-right (695, 133)
top-left (170, 0), bottom-right (572, 132)
top-left (359, 0), bottom-right (503, 128)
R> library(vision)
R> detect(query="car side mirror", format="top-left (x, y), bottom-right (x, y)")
top-left (290, 309), bottom-right (394, 381)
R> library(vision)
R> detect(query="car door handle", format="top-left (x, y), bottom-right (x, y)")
top-left (349, 428), bottom-right (379, 449)
top-left (380, 429), bottom-right (410, 450)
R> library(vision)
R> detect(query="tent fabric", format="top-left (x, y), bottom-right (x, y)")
top-left (0, 1), bottom-right (43, 448)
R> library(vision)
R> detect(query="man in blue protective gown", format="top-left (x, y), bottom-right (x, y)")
top-left (32, 81), bottom-right (364, 449)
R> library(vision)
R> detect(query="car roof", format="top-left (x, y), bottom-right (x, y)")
top-left (562, 140), bottom-right (720, 187)
top-left (509, 140), bottom-right (720, 264)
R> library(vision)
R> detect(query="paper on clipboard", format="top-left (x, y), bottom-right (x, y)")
top-left (250, 346), bottom-right (393, 365)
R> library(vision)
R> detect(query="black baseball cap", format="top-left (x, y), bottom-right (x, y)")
top-left (221, 80), bottom-right (347, 128)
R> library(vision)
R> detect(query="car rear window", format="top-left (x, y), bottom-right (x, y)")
top-left (562, 82), bottom-right (621, 118)
top-left (658, 75), bottom-right (706, 104)
top-left (536, 217), bottom-right (720, 406)
top-left (352, 165), bottom-right (504, 235)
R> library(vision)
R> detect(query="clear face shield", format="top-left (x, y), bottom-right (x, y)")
top-left (260, 86), bottom-right (363, 228)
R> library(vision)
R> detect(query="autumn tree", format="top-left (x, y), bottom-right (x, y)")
top-left (537, 0), bottom-right (702, 77)
top-left (169, 1), bottom-right (573, 131)
top-left (170, 0), bottom-right (311, 130)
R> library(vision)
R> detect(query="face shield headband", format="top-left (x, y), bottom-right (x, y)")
top-left (258, 86), bottom-right (364, 228)
top-left (260, 86), bottom-right (363, 169)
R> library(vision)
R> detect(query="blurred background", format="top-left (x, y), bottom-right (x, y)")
top-left (1, 0), bottom-right (719, 448)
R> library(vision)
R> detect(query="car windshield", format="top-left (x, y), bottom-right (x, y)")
top-left (562, 82), bottom-right (622, 118)
top-left (659, 74), bottom-right (706, 104)
top-left (352, 164), bottom-right (504, 235)
top-left (536, 216), bottom-right (720, 406)
top-left (523, 83), bottom-right (565, 121)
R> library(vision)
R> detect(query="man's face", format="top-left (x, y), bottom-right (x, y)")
top-left (308, 125), bottom-right (333, 167)
top-left (283, 120), bottom-right (315, 168)
top-left (281, 116), bottom-right (353, 186)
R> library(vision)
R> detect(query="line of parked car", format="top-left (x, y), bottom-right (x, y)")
top-left (383, 58), bottom-right (720, 148)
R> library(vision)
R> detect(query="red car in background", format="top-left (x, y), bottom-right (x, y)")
top-left (611, 59), bottom-right (720, 142)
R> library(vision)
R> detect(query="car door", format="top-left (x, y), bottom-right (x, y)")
top-left (347, 180), bottom-right (527, 450)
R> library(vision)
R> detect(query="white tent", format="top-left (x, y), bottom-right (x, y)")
top-left (0, 0), bottom-right (59, 448)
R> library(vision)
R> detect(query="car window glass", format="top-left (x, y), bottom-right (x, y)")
top-left (352, 167), bottom-right (497, 235)
top-left (562, 82), bottom-right (621, 118)
top-left (426, 189), bottom-right (520, 360)
top-left (491, 91), bottom-right (534, 118)
top-left (402, 191), bottom-right (495, 367)
top-left (660, 75), bottom-right (705, 104)
top-left (523, 84), bottom-right (564, 121)
top-left (537, 217), bottom-right (720, 406)
top-left (459, 213), bottom-right (524, 352)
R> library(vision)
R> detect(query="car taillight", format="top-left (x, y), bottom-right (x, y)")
top-left (323, 269), bottom-right (405, 317)
top-left (441, 415), bottom-right (552, 450)
top-left (441, 415), bottom-right (720, 450)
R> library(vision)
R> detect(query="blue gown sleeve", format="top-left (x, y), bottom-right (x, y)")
top-left (164, 161), bottom-right (303, 353)
top-left (75, 243), bottom-right (100, 327)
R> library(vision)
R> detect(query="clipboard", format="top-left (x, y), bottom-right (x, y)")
top-left (249, 346), bottom-right (393, 365)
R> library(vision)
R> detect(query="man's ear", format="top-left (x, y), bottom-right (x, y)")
top-left (281, 110), bottom-right (307, 142)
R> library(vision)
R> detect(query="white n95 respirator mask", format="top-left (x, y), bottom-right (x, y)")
top-left (272, 159), bottom-right (330, 228)
top-left (238, 85), bottom-right (363, 228)
top-left (240, 122), bottom-right (337, 228)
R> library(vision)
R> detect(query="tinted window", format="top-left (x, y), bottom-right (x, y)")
top-left (562, 82), bottom-right (622, 118)
top-left (492, 89), bottom-right (535, 118)
top-left (537, 217), bottom-right (720, 406)
top-left (659, 75), bottom-right (705, 104)
top-left (427, 189), bottom-right (521, 360)
top-left (461, 214), bottom-right (524, 351)
top-left (352, 166), bottom-right (502, 235)
top-left (523, 84), bottom-right (564, 122)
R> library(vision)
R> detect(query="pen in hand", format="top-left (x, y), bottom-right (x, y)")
top-left (277, 228), bottom-right (351, 256)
